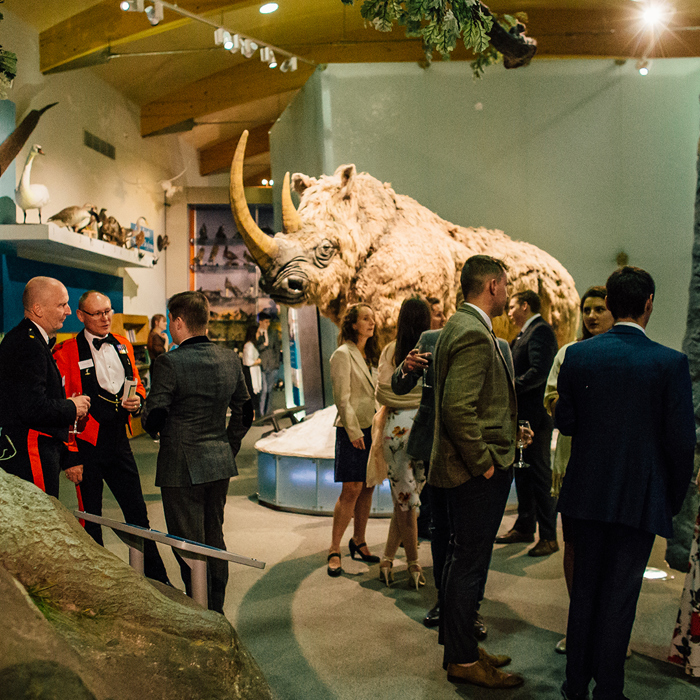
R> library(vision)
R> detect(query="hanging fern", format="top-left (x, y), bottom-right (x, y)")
top-left (341, 1), bottom-right (536, 79)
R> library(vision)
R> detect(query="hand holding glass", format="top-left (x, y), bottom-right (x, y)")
top-left (514, 420), bottom-right (530, 468)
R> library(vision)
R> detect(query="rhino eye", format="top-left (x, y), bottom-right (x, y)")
top-left (314, 240), bottom-right (337, 267)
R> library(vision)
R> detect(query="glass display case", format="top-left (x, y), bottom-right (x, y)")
top-left (189, 204), bottom-right (276, 350)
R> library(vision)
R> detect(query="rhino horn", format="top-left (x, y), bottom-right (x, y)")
top-left (230, 130), bottom-right (279, 271)
top-left (282, 171), bottom-right (302, 234)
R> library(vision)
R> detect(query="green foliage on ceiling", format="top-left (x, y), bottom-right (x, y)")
top-left (340, 0), bottom-right (528, 79)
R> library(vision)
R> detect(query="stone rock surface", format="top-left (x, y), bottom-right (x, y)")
top-left (0, 469), bottom-right (272, 700)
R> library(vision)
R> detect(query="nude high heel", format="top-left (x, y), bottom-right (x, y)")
top-left (379, 557), bottom-right (394, 587)
top-left (407, 560), bottom-right (426, 590)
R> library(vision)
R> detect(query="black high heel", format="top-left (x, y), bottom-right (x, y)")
top-left (349, 538), bottom-right (380, 563)
top-left (327, 552), bottom-right (342, 577)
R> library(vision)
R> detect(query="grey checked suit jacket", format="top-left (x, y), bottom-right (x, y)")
top-left (143, 337), bottom-right (250, 487)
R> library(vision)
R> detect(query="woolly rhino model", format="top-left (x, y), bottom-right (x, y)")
top-left (230, 131), bottom-right (579, 346)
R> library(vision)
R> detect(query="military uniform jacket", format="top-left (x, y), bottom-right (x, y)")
top-left (53, 331), bottom-right (145, 447)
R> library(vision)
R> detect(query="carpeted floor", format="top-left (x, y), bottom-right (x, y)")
top-left (58, 409), bottom-right (700, 700)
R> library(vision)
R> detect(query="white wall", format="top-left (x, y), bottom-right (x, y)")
top-left (2, 8), bottom-right (221, 319)
top-left (272, 60), bottom-right (700, 351)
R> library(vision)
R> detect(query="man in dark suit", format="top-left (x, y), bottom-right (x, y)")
top-left (496, 289), bottom-right (559, 556)
top-left (555, 266), bottom-right (695, 700)
top-left (429, 255), bottom-right (524, 689)
top-left (256, 310), bottom-right (281, 415)
top-left (143, 291), bottom-right (252, 613)
top-left (0, 277), bottom-right (90, 497)
top-left (53, 290), bottom-right (169, 585)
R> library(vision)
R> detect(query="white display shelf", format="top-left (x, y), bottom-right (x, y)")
top-left (0, 223), bottom-right (156, 273)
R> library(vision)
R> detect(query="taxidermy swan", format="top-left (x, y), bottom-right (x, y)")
top-left (15, 144), bottom-right (49, 223)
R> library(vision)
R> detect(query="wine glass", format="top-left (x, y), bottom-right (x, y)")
top-left (416, 342), bottom-right (432, 389)
top-left (514, 420), bottom-right (530, 468)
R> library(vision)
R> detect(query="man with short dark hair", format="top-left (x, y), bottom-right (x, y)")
top-left (53, 290), bottom-right (169, 584)
top-left (144, 291), bottom-right (252, 613)
top-left (555, 266), bottom-right (695, 700)
top-left (496, 289), bottom-right (559, 556)
top-left (429, 255), bottom-right (525, 688)
top-left (0, 277), bottom-right (90, 497)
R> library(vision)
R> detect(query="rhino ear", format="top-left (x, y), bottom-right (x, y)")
top-left (337, 164), bottom-right (356, 200)
top-left (291, 173), bottom-right (316, 196)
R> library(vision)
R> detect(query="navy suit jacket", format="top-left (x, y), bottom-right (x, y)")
top-left (556, 324), bottom-right (695, 538)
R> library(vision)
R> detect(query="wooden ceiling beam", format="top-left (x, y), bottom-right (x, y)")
top-left (141, 60), bottom-right (315, 136)
top-left (199, 121), bottom-right (274, 175)
top-left (39, 0), bottom-right (257, 74)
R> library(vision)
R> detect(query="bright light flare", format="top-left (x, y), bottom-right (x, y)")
top-left (642, 5), bottom-right (665, 25)
top-left (260, 3), bottom-right (279, 14)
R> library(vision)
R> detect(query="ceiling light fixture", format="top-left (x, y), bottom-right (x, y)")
top-left (260, 3), bottom-right (279, 14)
top-left (145, 1), bottom-right (163, 25)
top-left (637, 58), bottom-right (650, 75)
top-left (241, 39), bottom-right (259, 59)
top-left (120, 0), bottom-right (144, 11)
top-left (642, 4), bottom-right (664, 25)
top-left (279, 56), bottom-right (297, 73)
top-left (262, 179), bottom-right (268, 186)
top-left (260, 47), bottom-right (277, 68)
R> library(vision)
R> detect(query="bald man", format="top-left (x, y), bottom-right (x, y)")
top-left (0, 277), bottom-right (90, 497)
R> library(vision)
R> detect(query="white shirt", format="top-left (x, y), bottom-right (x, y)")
top-left (466, 303), bottom-right (493, 332)
top-left (615, 321), bottom-right (646, 335)
top-left (520, 313), bottom-right (541, 334)
top-left (84, 329), bottom-right (126, 394)
top-left (33, 322), bottom-right (50, 345)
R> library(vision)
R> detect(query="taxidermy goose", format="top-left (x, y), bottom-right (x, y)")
top-left (47, 203), bottom-right (97, 232)
top-left (15, 144), bottom-right (50, 223)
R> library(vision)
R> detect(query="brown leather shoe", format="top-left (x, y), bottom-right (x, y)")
top-left (495, 529), bottom-right (535, 544)
top-left (447, 660), bottom-right (524, 688)
top-left (478, 647), bottom-right (511, 668)
top-left (528, 539), bottom-right (560, 557)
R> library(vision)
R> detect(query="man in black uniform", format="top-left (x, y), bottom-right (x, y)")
top-left (497, 289), bottom-right (559, 556)
top-left (53, 290), bottom-right (169, 584)
top-left (0, 277), bottom-right (90, 497)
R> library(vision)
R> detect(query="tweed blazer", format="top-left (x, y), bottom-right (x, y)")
top-left (143, 337), bottom-right (250, 488)
top-left (556, 325), bottom-right (695, 538)
top-left (429, 304), bottom-right (517, 488)
top-left (330, 341), bottom-right (376, 442)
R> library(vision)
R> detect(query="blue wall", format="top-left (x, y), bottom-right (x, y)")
top-left (1, 255), bottom-right (123, 332)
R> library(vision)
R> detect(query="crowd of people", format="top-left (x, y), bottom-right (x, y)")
top-left (324, 258), bottom-right (699, 697)
top-left (1, 262), bottom-right (700, 696)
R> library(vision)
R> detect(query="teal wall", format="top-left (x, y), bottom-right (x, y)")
top-left (270, 59), bottom-right (700, 353)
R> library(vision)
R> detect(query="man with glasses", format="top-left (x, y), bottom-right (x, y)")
top-left (53, 290), bottom-right (169, 584)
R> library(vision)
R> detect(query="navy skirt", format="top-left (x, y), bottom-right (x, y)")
top-left (334, 426), bottom-right (373, 483)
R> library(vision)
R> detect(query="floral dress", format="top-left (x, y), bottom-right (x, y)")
top-left (669, 506), bottom-right (700, 676)
top-left (383, 406), bottom-right (426, 511)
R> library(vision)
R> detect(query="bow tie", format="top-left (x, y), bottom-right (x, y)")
top-left (93, 336), bottom-right (113, 351)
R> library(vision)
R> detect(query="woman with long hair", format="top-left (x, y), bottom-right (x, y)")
top-left (147, 313), bottom-right (169, 362)
top-left (545, 285), bottom-right (614, 653)
top-left (327, 303), bottom-right (381, 576)
top-left (373, 297), bottom-right (431, 588)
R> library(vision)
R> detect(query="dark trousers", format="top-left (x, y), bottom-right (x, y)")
top-left (161, 478), bottom-right (230, 613)
top-left (513, 415), bottom-right (558, 541)
top-left (440, 467), bottom-right (512, 664)
top-left (1, 430), bottom-right (62, 498)
top-left (78, 425), bottom-right (169, 584)
top-left (261, 368), bottom-right (278, 415)
top-left (566, 518), bottom-right (655, 700)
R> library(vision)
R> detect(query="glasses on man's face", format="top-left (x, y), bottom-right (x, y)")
top-left (80, 308), bottom-right (113, 319)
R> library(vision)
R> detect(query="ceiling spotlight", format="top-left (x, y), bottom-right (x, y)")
top-left (637, 58), bottom-right (650, 75)
top-left (228, 34), bottom-right (241, 54)
top-left (120, 0), bottom-right (144, 11)
top-left (260, 47), bottom-right (277, 68)
top-left (241, 39), bottom-right (258, 59)
top-left (279, 56), bottom-right (297, 73)
top-left (262, 179), bottom-right (268, 186)
top-left (260, 3), bottom-right (279, 13)
top-left (269, 179), bottom-right (274, 186)
top-left (145, 1), bottom-right (163, 25)
top-left (214, 28), bottom-right (236, 50)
